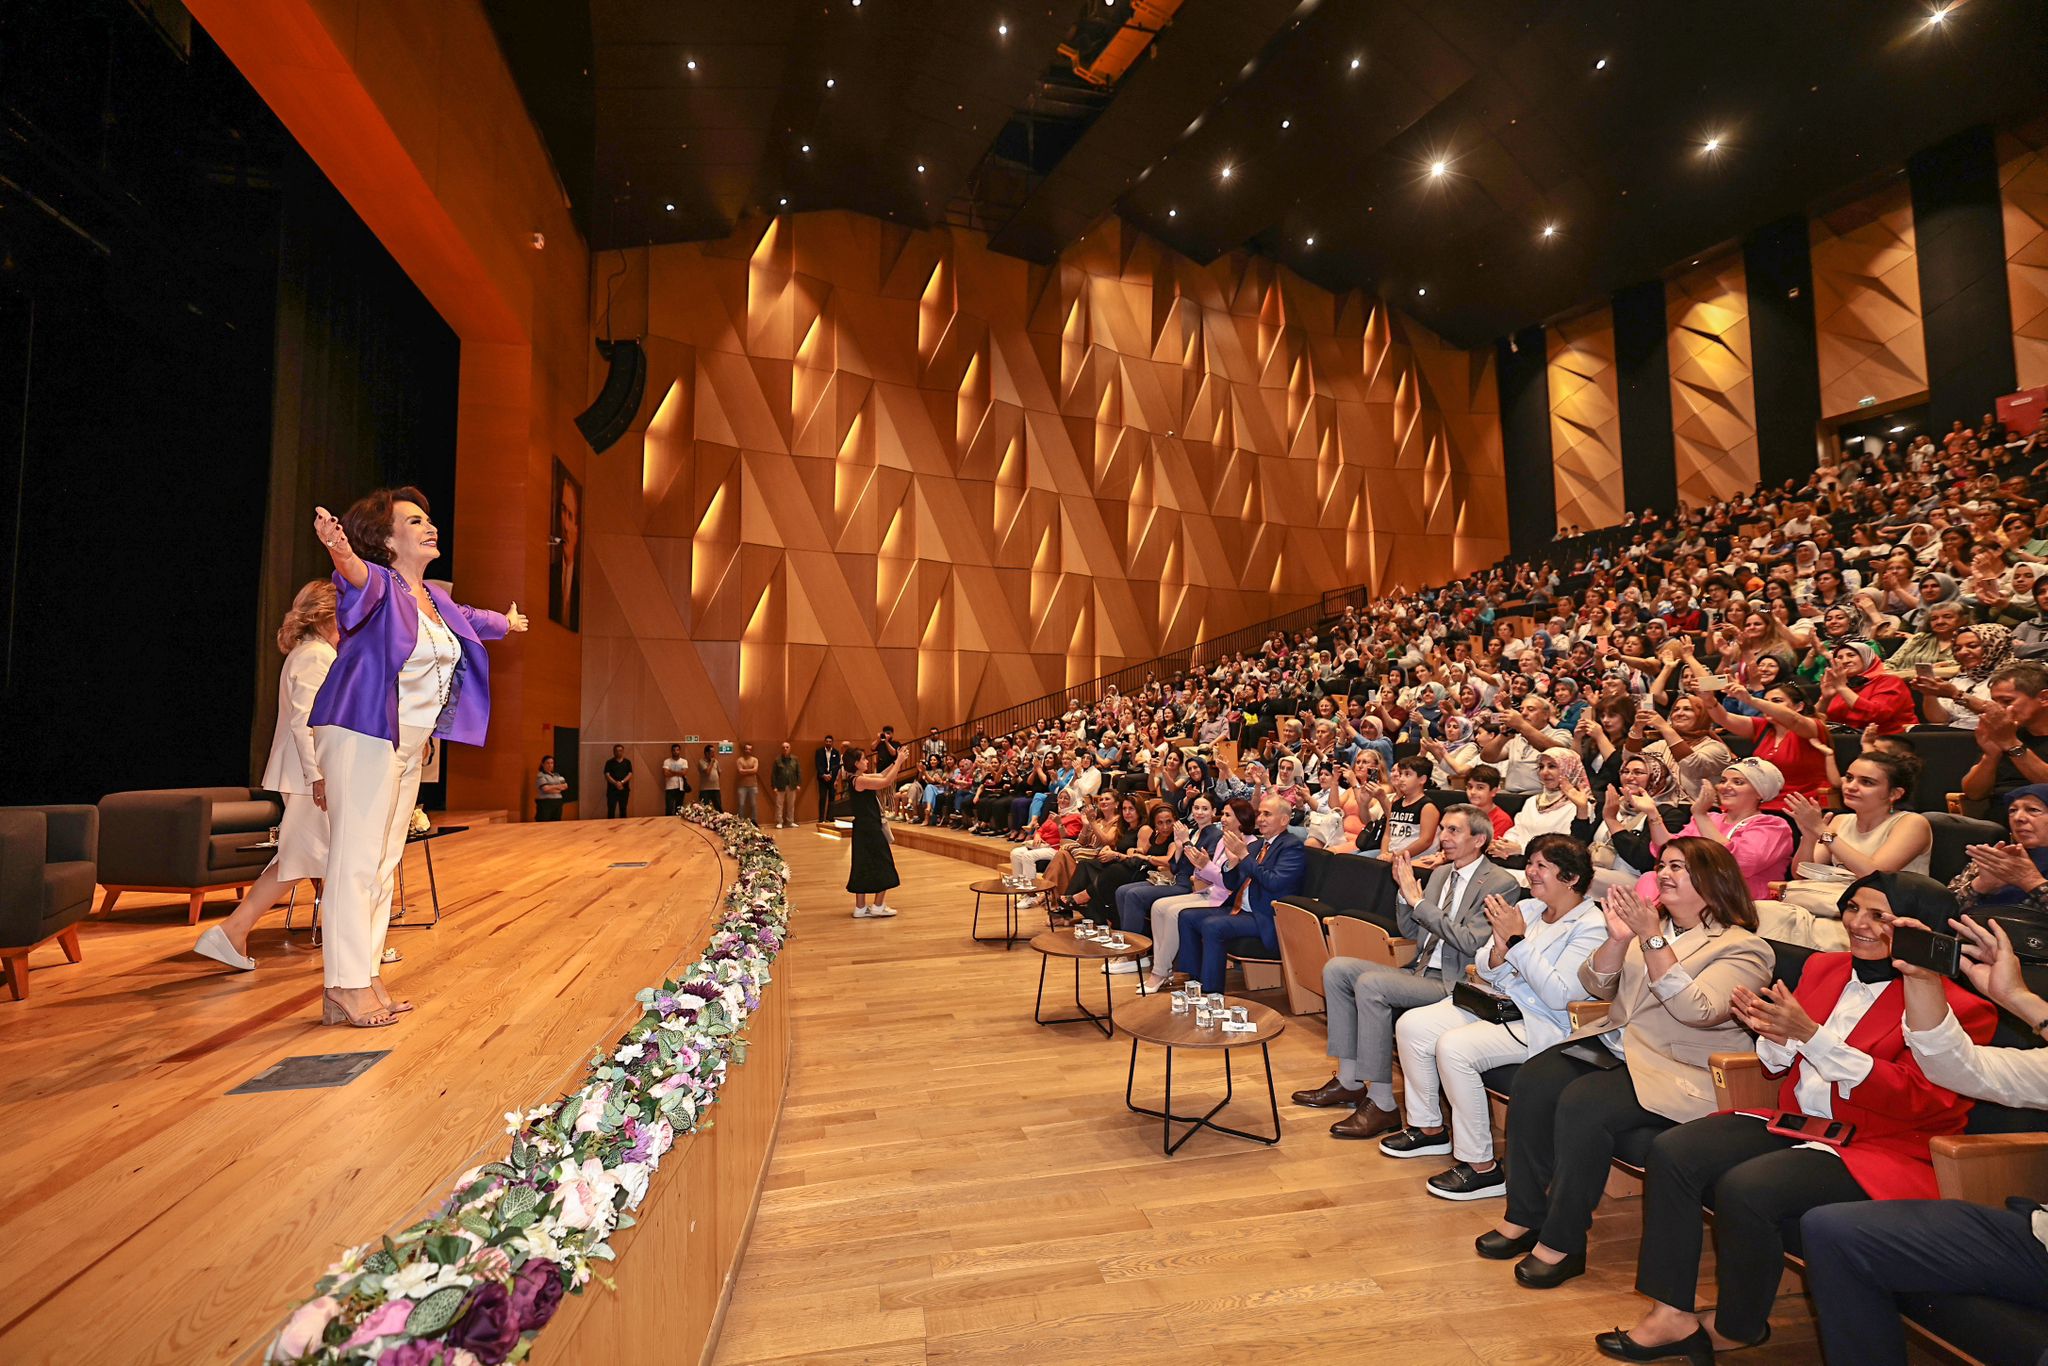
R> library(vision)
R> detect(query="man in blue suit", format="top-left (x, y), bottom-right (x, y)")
top-left (1173, 794), bottom-right (1305, 992)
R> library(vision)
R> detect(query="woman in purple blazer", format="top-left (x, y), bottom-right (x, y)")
top-left (310, 487), bottom-right (526, 1026)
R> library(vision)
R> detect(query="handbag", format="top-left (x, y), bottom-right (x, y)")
top-left (1452, 978), bottom-right (1522, 1025)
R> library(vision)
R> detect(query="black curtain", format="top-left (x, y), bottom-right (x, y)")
top-left (1910, 125), bottom-right (2018, 426)
top-left (252, 146), bottom-right (460, 786)
top-left (1495, 324), bottom-right (1554, 557)
top-left (1612, 280), bottom-right (1679, 515)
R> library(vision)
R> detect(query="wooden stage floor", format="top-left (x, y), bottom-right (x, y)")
top-left (707, 829), bottom-right (1884, 1366)
top-left (0, 818), bottom-right (729, 1366)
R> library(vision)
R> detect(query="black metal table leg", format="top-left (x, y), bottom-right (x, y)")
top-left (1033, 953), bottom-right (1114, 1038)
top-left (1124, 1039), bottom-right (1283, 1155)
top-left (423, 840), bottom-right (442, 925)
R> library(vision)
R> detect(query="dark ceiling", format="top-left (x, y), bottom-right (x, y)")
top-left (485, 0), bottom-right (2048, 348)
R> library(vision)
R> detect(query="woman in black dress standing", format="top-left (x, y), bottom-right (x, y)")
top-left (848, 745), bottom-right (909, 919)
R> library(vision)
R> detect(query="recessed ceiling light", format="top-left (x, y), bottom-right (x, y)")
top-left (779, 197), bottom-right (788, 206)
top-left (1595, 57), bottom-right (1608, 70)
top-left (998, 22), bottom-right (1009, 36)
top-left (665, 202), bottom-right (675, 211)
top-left (1280, 118), bottom-right (1291, 130)
top-left (1890, 424), bottom-right (1907, 433)
top-left (1927, 5), bottom-right (1948, 23)
top-left (1702, 137), bottom-right (1721, 153)
top-left (1429, 159), bottom-right (1448, 177)
top-left (1349, 57), bottom-right (1362, 70)
top-left (801, 143), bottom-right (812, 153)
top-left (1219, 164), bottom-right (1233, 180)
top-left (1168, 208), bottom-right (1178, 217)
top-left (916, 163), bottom-right (926, 173)
top-left (1305, 236), bottom-right (1315, 246)
top-left (1542, 224), bottom-right (1558, 238)
top-left (825, 77), bottom-right (835, 88)
top-left (685, 59), bottom-right (697, 70)
top-left (1416, 287), bottom-right (1427, 296)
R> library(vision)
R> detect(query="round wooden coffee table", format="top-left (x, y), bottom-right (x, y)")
top-left (1028, 927), bottom-right (1151, 1039)
top-left (969, 876), bottom-right (1051, 949)
top-left (1113, 993), bottom-right (1286, 1155)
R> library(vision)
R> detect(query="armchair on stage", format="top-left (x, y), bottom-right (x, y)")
top-left (95, 786), bottom-right (283, 924)
top-left (0, 805), bottom-right (97, 1000)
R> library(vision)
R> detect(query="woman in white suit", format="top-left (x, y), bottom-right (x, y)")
top-left (193, 581), bottom-right (338, 970)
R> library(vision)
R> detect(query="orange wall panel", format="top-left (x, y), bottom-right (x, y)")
top-left (1811, 180), bottom-right (1927, 418)
top-left (1667, 255), bottom-right (1760, 507)
top-left (2002, 116), bottom-right (2048, 392)
top-left (582, 215), bottom-right (1507, 764)
top-left (1546, 307), bottom-right (1624, 534)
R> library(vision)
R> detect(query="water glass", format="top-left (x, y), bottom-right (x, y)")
top-left (1193, 1000), bottom-right (1214, 1027)
top-left (268, 825), bottom-right (280, 845)
top-left (1229, 1006), bottom-right (1250, 1027)
top-left (1169, 991), bottom-right (1189, 1015)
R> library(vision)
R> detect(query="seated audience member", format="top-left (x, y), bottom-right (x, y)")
top-left (1819, 642), bottom-right (1919, 736)
top-left (1293, 806), bottom-right (1520, 1136)
top-left (1172, 794), bottom-right (1304, 992)
top-left (1492, 748), bottom-right (1593, 859)
top-left (1946, 781), bottom-right (2048, 917)
top-left (1011, 788), bottom-right (1083, 897)
top-left (1071, 801), bottom-right (1178, 939)
top-left (1367, 757), bottom-right (1440, 860)
top-left (1138, 797), bottom-right (1252, 994)
top-left (1697, 679), bottom-right (1832, 807)
top-left (1481, 695), bottom-right (1572, 793)
top-left (1785, 750), bottom-right (1931, 877)
top-left (1116, 792), bottom-right (1222, 945)
top-left (1591, 753), bottom-right (1678, 879)
top-left (1042, 790), bottom-right (1125, 906)
top-left (1908, 621), bottom-right (2011, 728)
top-left (1801, 912), bottom-right (2048, 1366)
top-left (1961, 660), bottom-right (2048, 810)
top-left (1634, 695), bottom-right (1735, 806)
top-left (1380, 835), bottom-right (1607, 1201)
top-left (1591, 872), bottom-right (1996, 1363)
top-left (1461, 764), bottom-right (1514, 842)
top-left (1637, 758), bottom-right (1794, 902)
top-left (1483, 838), bottom-right (1772, 1287)
top-left (1053, 792), bottom-right (1144, 920)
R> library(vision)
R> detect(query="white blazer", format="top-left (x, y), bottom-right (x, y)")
top-left (261, 639), bottom-right (337, 794)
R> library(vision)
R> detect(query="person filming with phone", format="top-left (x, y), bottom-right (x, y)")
top-left (1798, 910), bottom-right (2048, 1365)
top-left (1589, 871), bottom-right (1996, 1363)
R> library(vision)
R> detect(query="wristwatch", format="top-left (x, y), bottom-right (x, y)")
top-left (1504, 934), bottom-right (1526, 953)
top-left (2006, 743), bottom-right (2028, 758)
top-left (1644, 934), bottom-right (1670, 951)
top-left (1817, 832), bottom-right (1837, 847)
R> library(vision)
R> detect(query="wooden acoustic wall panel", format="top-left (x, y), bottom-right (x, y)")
top-left (580, 213), bottom-right (1506, 754)
top-left (1811, 180), bottom-right (1927, 417)
top-left (1545, 307), bottom-right (1624, 533)
top-left (2003, 116), bottom-right (2048, 391)
top-left (1667, 256), bottom-right (1760, 507)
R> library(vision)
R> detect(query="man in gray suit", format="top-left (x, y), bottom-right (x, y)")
top-left (1291, 804), bottom-right (1520, 1139)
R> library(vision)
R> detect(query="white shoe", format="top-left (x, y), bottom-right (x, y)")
top-left (868, 904), bottom-right (899, 918)
top-left (1106, 958), bottom-right (1139, 974)
top-left (852, 906), bottom-right (874, 918)
top-left (194, 925), bottom-right (255, 971)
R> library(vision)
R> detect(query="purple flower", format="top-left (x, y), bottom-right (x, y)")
top-left (446, 1283), bottom-right (520, 1365)
top-left (622, 1118), bottom-right (652, 1163)
top-left (509, 1260), bottom-right (565, 1332)
top-left (653, 993), bottom-right (680, 1013)
top-left (681, 982), bottom-right (720, 1001)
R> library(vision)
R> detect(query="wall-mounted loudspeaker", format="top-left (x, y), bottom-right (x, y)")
top-left (574, 338), bottom-right (646, 454)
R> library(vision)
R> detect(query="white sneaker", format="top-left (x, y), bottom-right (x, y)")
top-left (868, 904), bottom-right (899, 918)
top-left (194, 925), bottom-right (256, 971)
top-left (1106, 958), bottom-right (1139, 974)
top-left (852, 905), bottom-right (874, 918)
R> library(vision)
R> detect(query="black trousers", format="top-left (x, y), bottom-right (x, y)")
top-left (816, 780), bottom-right (834, 820)
top-left (664, 789), bottom-right (687, 816)
top-left (1637, 1113), bottom-right (1868, 1342)
top-left (1803, 1199), bottom-right (2048, 1366)
top-left (535, 797), bottom-right (563, 823)
top-left (607, 787), bottom-right (630, 818)
top-left (1504, 1045), bottom-right (1673, 1257)
top-left (701, 790), bottom-right (723, 812)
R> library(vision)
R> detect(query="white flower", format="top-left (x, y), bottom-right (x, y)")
top-left (384, 1260), bottom-right (474, 1301)
top-left (614, 1041), bottom-right (646, 1064)
top-left (516, 1223), bottom-right (564, 1263)
top-left (613, 1160), bottom-right (651, 1207)
top-left (551, 1156), bottom-right (618, 1232)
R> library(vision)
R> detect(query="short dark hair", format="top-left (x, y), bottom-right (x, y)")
top-left (1222, 797), bottom-right (1258, 833)
top-left (1394, 756), bottom-right (1431, 782)
top-left (1525, 833), bottom-right (1593, 894)
top-left (340, 485), bottom-right (430, 568)
top-left (1993, 661), bottom-right (2048, 695)
top-left (1466, 764), bottom-right (1503, 789)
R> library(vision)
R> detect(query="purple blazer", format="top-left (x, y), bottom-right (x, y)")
top-left (308, 564), bottom-right (509, 747)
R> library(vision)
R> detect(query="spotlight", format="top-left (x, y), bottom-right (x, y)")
top-left (1349, 57), bottom-right (1362, 70)
top-left (1702, 137), bottom-right (1721, 153)
top-left (1280, 118), bottom-right (1291, 129)
top-left (1595, 57), bottom-right (1608, 70)
top-left (686, 58), bottom-right (697, 70)
top-left (1429, 159), bottom-right (1448, 177)
top-left (1542, 224), bottom-right (1557, 238)
top-left (1219, 164), bottom-right (1233, 180)
top-left (1927, 5), bottom-right (1948, 23)
top-left (998, 22), bottom-right (1009, 35)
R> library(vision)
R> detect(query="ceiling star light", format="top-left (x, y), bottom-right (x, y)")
top-left (1280, 118), bottom-right (1291, 129)
top-left (1416, 287), bottom-right (1427, 296)
top-left (1927, 5), bottom-right (1949, 22)
top-left (1595, 57), bottom-right (1608, 70)
top-left (1349, 57), bottom-right (1362, 70)
top-left (1429, 159), bottom-right (1448, 177)
top-left (1542, 224), bottom-right (1557, 237)
top-left (1219, 164), bottom-right (1233, 179)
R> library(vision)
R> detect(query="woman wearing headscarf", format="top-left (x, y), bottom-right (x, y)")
top-left (1593, 752), bottom-right (1677, 879)
top-left (1945, 782), bottom-right (2048, 919)
top-left (1590, 872), bottom-right (1997, 1363)
top-left (1638, 757), bottom-right (1796, 902)
top-left (1820, 641), bottom-right (1919, 736)
top-left (1493, 748), bottom-right (1594, 860)
top-left (1909, 621), bottom-right (2011, 729)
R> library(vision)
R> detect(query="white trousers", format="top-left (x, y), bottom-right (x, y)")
top-left (316, 724), bottom-right (430, 989)
top-left (1011, 846), bottom-right (1056, 881)
top-left (1393, 996), bottom-right (1531, 1163)
top-left (1145, 891), bottom-right (1215, 975)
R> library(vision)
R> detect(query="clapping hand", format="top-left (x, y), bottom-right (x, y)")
top-left (1783, 790), bottom-right (1828, 838)
top-left (505, 601), bottom-right (530, 632)
top-left (1601, 884), bottom-right (1662, 943)
top-left (1730, 980), bottom-right (1819, 1046)
top-left (1390, 848), bottom-right (1423, 900)
top-left (1966, 841), bottom-right (2047, 893)
top-left (1220, 828), bottom-right (1249, 862)
top-left (1482, 892), bottom-right (1527, 944)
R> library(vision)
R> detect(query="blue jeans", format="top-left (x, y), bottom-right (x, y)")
top-left (1116, 879), bottom-right (1190, 935)
top-left (1173, 906), bottom-right (1276, 992)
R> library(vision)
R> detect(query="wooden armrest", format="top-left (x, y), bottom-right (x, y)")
top-left (1567, 1001), bottom-right (1611, 1030)
top-left (1766, 881), bottom-right (1787, 896)
top-left (1710, 1052), bottom-right (1777, 1112)
top-left (1932, 1132), bottom-right (2048, 1207)
top-left (1390, 936), bottom-right (1416, 968)
top-left (1946, 792), bottom-right (1963, 816)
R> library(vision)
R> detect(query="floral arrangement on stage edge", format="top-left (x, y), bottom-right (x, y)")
top-left (268, 806), bottom-right (788, 1366)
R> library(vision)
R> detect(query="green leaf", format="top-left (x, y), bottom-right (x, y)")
top-left (363, 1249), bottom-right (398, 1276)
top-left (499, 1184), bottom-right (542, 1223)
top-left (478, 1162), bottom-right (517, 1180)
top-left (425, 1234), bottom-right (469, 1266)
top-left (459, 1212), bottom-right (495, 1241)
top-left (511, 1136), bottom-right (532, 1171)
top-left (405, 1284), bottom-right (469, 1338)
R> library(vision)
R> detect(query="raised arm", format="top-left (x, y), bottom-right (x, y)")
top-left (313, 505), bottom-right (369, 590)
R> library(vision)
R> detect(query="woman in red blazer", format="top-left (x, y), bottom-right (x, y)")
top-left (1593, 871), bottom-right (1996, 1365)
top-left (1819, 641), bottom-right (1918, 736)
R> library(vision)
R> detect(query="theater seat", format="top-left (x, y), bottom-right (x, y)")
top-left (1924, 812), bottom-right (2007, 886)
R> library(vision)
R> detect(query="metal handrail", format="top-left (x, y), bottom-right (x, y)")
top-left (935, 583), bottom-right (1370, 749)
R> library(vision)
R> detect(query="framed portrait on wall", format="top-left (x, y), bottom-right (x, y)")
top-left (549, 457), bottom-right (582, 631)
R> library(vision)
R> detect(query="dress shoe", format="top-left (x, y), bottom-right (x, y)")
top-left (1291, 1077), bottom-right (1367, 1109)
top-left (1514, 1250), bottom-right (1586, 1288)
top-left (1426, 1161), bottom-right (1507, 1200)
top-left (193, 925), bottom-right (255, 972)
top-left (1329, 1103), bottom-right (1403, 1140)
top-left (1474, 1228), bottom-right (1539, 1261)
top-left (1593, 1328), bottom-right (1712, 1365)
top-left (1378, 1126), bottom-right (1453, 1158)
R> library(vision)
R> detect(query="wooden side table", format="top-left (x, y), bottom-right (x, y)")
top-left (1029, 928), bottom-right (1151, 1039)
top-left (968, 876), bottom-right (1050, 948)
top-left (1113, 994), bottom-right (1286, 1155)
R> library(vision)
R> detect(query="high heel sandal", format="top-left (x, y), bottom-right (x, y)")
top-left (323, 988), bottom-right (397, 1028)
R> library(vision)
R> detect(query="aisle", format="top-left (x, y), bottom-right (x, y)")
top-left (713, 831), bottom-right (1840, 1366)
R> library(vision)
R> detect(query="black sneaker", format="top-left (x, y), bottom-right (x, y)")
top-left (1426, 1161), bottom-right (1507, 1201)
top-left (1378, 1127), bottom-right (1452, 1158)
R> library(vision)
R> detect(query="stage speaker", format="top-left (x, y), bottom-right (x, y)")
top-left (574, 338), bottom-right (646, 454)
